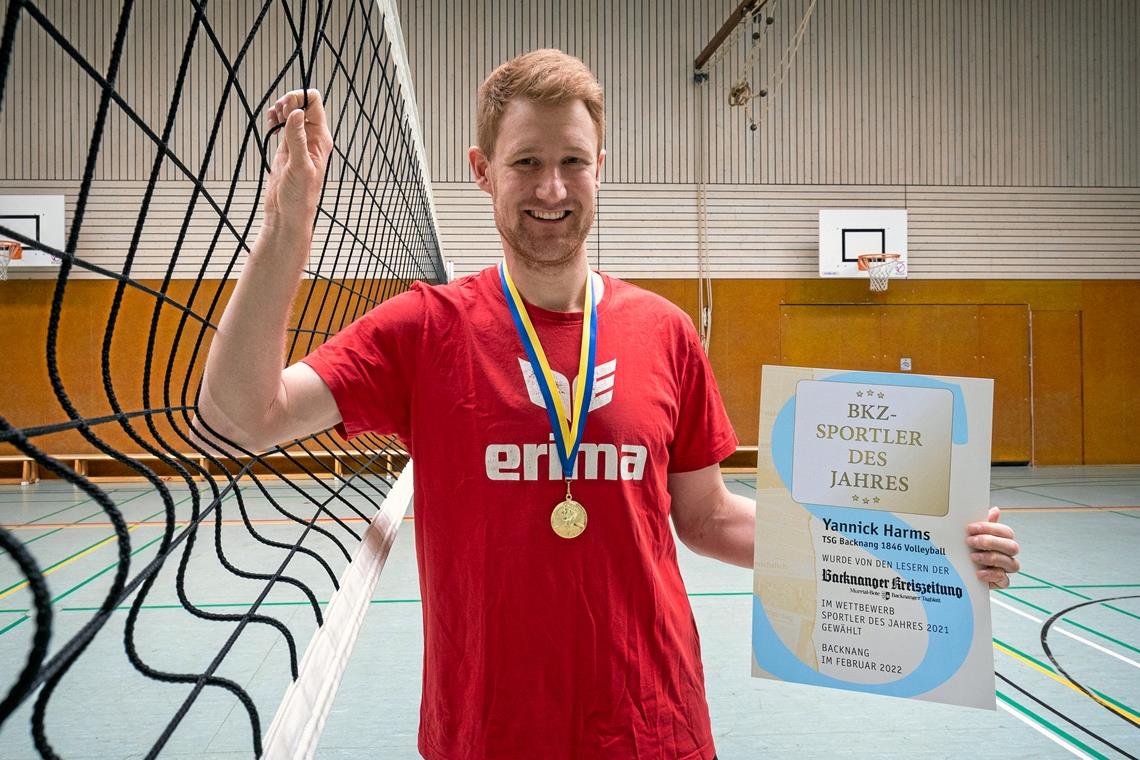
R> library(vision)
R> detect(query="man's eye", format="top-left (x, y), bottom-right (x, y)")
top-left (515, 158), bottom-right (536, 166)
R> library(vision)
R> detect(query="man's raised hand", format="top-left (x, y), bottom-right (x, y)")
top-left (264, 89), bottom-right (334, 228)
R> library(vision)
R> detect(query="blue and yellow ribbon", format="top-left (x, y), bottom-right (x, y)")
top-left (499, 260), bottom-right (597, 479)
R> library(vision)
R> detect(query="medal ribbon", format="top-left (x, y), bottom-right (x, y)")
top-left (499, 260), bottom-right (597, 479)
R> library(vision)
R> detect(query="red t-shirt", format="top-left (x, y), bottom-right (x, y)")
top-left (303, 266), bottom-right (738, 760)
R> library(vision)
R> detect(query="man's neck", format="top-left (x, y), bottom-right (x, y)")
top-left (504, 252), bottom-right (591, 312)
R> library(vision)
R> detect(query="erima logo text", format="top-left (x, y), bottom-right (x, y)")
top-left (486, 436), bottom-right (647, 481)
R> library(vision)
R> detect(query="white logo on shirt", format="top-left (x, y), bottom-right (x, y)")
top-left (518, 357), bottom-right (616, 417)
top-left (484, 358), bottom-right (646, 482)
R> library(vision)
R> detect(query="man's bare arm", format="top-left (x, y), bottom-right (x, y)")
top-left (194, 90), bottom-right (338, 452)
top-left (669, 464), bottom-right (756, 568)
top-left (669, 464), bottom-right (1022, 588)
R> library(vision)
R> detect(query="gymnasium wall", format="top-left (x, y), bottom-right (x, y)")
top-left (2, 1), bottom-right (1139, 465)
top-left (398, 0), bottom-right (1140, 278)
top-left (392, 0), bottom-right (1140, 464)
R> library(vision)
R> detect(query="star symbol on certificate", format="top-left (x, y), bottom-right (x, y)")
top-left (862, 497), bottom-right (870, 504)
top-left (866, 388), bottom-right (875, 395)
top-left (852, 495), bottom-right (860, 502)
top-left (856, 391), bottom-right (864, 397)
top-left (877, 392), bottom-right (885, 399)
top-left (873, 497), bottom-right (881, 504)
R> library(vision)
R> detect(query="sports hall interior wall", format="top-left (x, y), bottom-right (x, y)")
top-left (2, 1), bottom-right (1138, 470)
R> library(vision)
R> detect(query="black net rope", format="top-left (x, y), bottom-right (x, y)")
top-left (0, 0), bottom-right (442, 756)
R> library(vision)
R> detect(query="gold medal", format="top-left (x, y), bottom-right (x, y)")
top-left (551, 480), bottom-right (587, 539)
top-left (551, 499), bottom-right (587, 539)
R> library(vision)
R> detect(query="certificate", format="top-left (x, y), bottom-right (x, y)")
top-left (751, 365), bottom-right (996, 709)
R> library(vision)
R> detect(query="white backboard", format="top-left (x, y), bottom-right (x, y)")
top-left (819, 208), bottom-right (907, 278)
top-left (0, 194), bottom-right (65, 268)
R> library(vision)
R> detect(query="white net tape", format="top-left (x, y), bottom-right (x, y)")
top-left (0, 245), bottom-right (12, 280)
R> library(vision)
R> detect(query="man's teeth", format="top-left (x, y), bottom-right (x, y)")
top-left (528, 210), bottom-right (569, 221)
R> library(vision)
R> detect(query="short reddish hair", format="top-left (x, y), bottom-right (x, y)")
top-left (476, 49), bottom-right (605, 157)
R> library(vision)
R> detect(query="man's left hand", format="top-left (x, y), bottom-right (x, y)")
top-left (966, 507), bottom-right (1021, 590)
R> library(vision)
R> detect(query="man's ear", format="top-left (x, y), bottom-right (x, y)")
top-left (469, 146), bottom-right (493, 195)
top-left (594, 148), bottom-right (606, 190)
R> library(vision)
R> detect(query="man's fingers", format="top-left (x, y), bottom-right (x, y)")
top-left (284, 108), bottom-right (311, 169)
top-left (980, 568), bottom-right (1010, 589)
top-left (267, 89), bottom-right (326, 129)
top-left (971, 550), bottom-right (1021, 573)
top-left (967, 520), bottom-right (1015, 540)
top-left (966, 531), bottom-right (1019, 555)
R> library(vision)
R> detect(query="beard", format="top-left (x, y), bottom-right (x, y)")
top-left (493, 199), bottom-right (593, 273)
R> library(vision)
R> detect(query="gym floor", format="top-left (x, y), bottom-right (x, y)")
top-left (1, 466), bottom-right (1137, 758)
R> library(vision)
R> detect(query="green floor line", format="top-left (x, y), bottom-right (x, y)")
top-left (1019, 571), bottom-right (1140, 623)
top-left (1, 526), bottom-right (175, 637)
top-left (998, 590), bottom-right (1140, 656)
top-left (994, 636), bottom-right (1139, 719)
top-left (0, 490), bottom-right (157, 554)
top-left (0, 505), bottom-right (170, 599)
top-left (0, 608), bottom-right (29, 614)
top-left (0, 616), bottom-right (27, 635)
top-left (4, 489), bottom-right (114, 526)
top-left (995, 690), bottom-right (1109, 760)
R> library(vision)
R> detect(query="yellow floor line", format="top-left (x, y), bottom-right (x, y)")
top-left (993, 640), bottom-right (1140, 725)
top-left (0, 520), bottom-right (154, 602)
top-left (0, 515), bottom-right (415, 601)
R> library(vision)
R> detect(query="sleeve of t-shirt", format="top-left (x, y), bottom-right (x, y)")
top-left (299, 284), bottom-right (424, 442)
top-left (668, 324), bottom-right (740, 473)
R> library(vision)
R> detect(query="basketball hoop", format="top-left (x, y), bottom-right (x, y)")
top-left (857, 253), bottom-right (901, 292)
top-left (0, 241), bottom-right (23, 281)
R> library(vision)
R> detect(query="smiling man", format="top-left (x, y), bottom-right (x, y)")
top-left (197, 49), bottom-right (1020, 760)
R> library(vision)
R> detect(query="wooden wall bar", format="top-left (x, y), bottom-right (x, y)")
top-left (4, 277), bottom-right (1138, 465)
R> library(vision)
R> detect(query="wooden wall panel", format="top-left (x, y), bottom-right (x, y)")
top-left (779, 305), bottom-right (883, 371)
top-left (978, 305), bottom-right (1032, 463)
top-left (753, 302), bottom-right (1033, 462)
top-left (1031, 310), bottom-right (1084, 464)
top-left (1079, 282), bottom-right (1140, 464)
top-left (0, 277), bottom-right (391, 457)
top-left (4, 278), bottom-right (1139, 463)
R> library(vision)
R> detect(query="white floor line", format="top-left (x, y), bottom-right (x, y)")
top-left (998, 702), bottom-right (1095, 760)
top-left (993, 597), bottom-right (1140, 670)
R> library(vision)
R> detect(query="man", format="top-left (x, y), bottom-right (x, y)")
top-left (198, 49), bottom-right (1020, 760)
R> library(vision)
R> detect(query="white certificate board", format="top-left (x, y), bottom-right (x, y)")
top-left (752, 365), bottom-right (996, 710)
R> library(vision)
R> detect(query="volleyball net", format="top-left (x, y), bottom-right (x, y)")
top-left (0, 0), bottom-right (441, 756)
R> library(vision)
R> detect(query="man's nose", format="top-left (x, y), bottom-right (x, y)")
top-left (534, 166), bottom-right (568, 203)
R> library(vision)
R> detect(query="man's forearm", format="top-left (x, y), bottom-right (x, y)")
top-left (198, 220), bottom-right (311, 446)
top-left (684, 491), bottom-right (756, 569)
